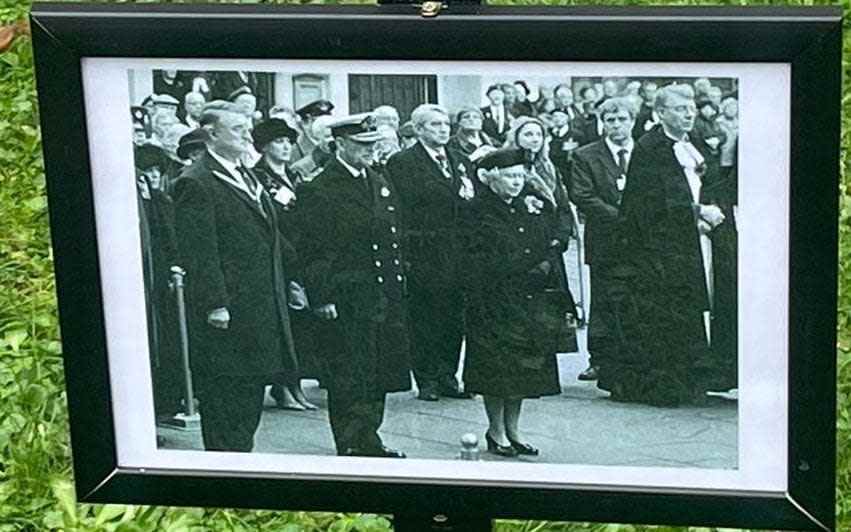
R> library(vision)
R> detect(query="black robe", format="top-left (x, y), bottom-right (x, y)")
top-left (602, 127), bottom-right (717, 406)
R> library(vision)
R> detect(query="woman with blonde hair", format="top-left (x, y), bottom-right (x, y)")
top-left (502, 116), bottom-right (576, 244)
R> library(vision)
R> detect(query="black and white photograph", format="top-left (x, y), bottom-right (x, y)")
top-left (83, 58), bottom-right (788, 493)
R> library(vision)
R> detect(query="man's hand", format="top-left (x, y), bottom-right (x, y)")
top-left (207, 307), bottom-right (231, 329)
top-left (697, 219), bottom-right (714, 235)
top-left (314, 303), bottom-right (338, 320)
top-left (529, 260), bottom-right (552, 276)
top-left (699, 204), bottom-right (725, 228)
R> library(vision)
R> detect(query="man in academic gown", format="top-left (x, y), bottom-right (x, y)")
top-left (606, 84), bottom-right (727, 407)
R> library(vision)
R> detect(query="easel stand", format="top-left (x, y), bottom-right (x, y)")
top-left (377, 0), bottom-right (489, 527)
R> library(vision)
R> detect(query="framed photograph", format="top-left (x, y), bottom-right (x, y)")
top-left (31, 3), bottom-right (840, 531)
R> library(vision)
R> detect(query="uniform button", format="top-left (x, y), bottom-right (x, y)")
top-left (392, 243), bottom-right (399, 249)
top-left (375, 260), bottom-right (382, 268)
top-left (390, 226), bottom-right (397, 233)
top-left (393, 259), bottom-right (400, 265)
top-left (387, 205), bottom-right (395, 212)
top-left (510, 208), bottom-right (516, 214)
top-left (372, 244), bottom-right (379, 251)
top-left (396, 274), bottom-right (403, 282)
top-left (525, 294), bottom-right (533, 300)
top-left (518, 227), bottom-right (525, 233)
top-left (377, 276), bottom-right (384, 284)
top-left (523, 248), bottom-right (531, 254)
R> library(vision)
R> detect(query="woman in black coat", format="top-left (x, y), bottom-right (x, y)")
top-left (463, 148), bottom-right (577, 458)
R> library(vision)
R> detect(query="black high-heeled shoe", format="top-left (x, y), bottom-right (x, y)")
top-left (485, 432), bottom-right (518, 457)
top-left (507, 436), bottom-right (539, 456)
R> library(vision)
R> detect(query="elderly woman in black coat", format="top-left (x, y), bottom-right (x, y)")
top-left (463, 148), bottom-right (577, 458)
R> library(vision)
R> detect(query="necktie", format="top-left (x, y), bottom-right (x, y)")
top-left (237, 165), bottom-right (257, 191)
top-left (435, 153), bottom-right (451, 178)
top-left (617, 149), bottom-right (629, 175)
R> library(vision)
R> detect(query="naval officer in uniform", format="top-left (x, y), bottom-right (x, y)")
top-left (297, 113), bottom-right (411, 458)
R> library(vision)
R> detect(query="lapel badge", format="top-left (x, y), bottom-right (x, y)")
top-left (380, 186), bottom-right (391, 198)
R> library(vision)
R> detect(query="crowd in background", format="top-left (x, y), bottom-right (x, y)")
top-left (132, 69), bottom-right (739, 458)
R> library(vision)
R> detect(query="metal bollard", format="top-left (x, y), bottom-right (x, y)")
top-left (165, 266), bottom-right (200, 431)
top-left (459, 433), bottom-right (480, 461)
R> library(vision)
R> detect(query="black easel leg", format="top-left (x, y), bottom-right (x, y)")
top-left (393, 513), bottom-right (492, 531)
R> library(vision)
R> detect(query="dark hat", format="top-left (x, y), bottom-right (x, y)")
top-left (252, 118), bottom-right (299, 150)
top-left (296, 99), bottom-right (334, 119)
top-left (695, 96), bottom-right (717, 111)
top-left (485, 84), bottom-right (504, 96)
top-left (176, 129), bottom-right (209, 160)
top-left (329, 113), bottom-right (382, 143)
top-left (227, 85), bottom-right (254, 102)
top-left (399, 121), bottom-right (416, 139)
top-left (476, 148), bottom-right (527, 172)
top-left (455, 106), bottom-right (483, 123)
top-left (135, 144), bottom-right (166, 171)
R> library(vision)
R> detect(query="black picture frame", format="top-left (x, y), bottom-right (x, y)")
top-left (30, 3), bottom-right (841, 531)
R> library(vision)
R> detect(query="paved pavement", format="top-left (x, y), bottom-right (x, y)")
top-left (158, 237), bottom-right (738, 468)
top-left (158, 343), bottom-right (737, 469)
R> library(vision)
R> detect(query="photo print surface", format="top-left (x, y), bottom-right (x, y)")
top-left (82, 58), bottom-right (789, 493)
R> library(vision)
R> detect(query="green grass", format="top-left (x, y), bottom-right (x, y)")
top-left (1, 0), bottom-right (849, 530)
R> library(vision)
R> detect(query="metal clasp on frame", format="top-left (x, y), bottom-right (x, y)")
top-left (420, 1), bottom-right (444, 17)
top-left (377, 0), bottom-right (481, 18)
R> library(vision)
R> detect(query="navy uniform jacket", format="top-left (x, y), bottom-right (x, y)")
top-left (172, 151), bottom-right (298, 379)
top-left (296, 157), bottom-right (411, 398)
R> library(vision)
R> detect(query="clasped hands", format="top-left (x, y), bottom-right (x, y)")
top-left (698, 204), bottom-right (725, 235)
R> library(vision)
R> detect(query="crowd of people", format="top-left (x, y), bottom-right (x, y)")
top-left (133, 70), bottom-right (739, 459)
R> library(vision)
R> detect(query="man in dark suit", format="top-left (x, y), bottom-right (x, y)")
top-left (386, 104), bottom-right (476, 402)
top-left (632, 81), bottom-right (659, 140)
top-left (605, 84), bottom-right (727, 406)
top-left (297, 114), bottom-right (411, 457)
top-left (480, 84), bottom-right (512, 145)
top-left (172, 101), bottom-right (299, 452)
top-left (548, 107), bottom-right (582, 188)
top-left (569, 97), bottom-right (637, 383)
top-left (576, 86), bottom-right (602, 145)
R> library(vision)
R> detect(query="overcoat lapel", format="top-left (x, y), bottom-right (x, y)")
top-left (594, 141), bottom-right (623, 183)
top-left (412, 142), bottom-right (455, 189)
top-left (204, 153), bottom-right (271, 227)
